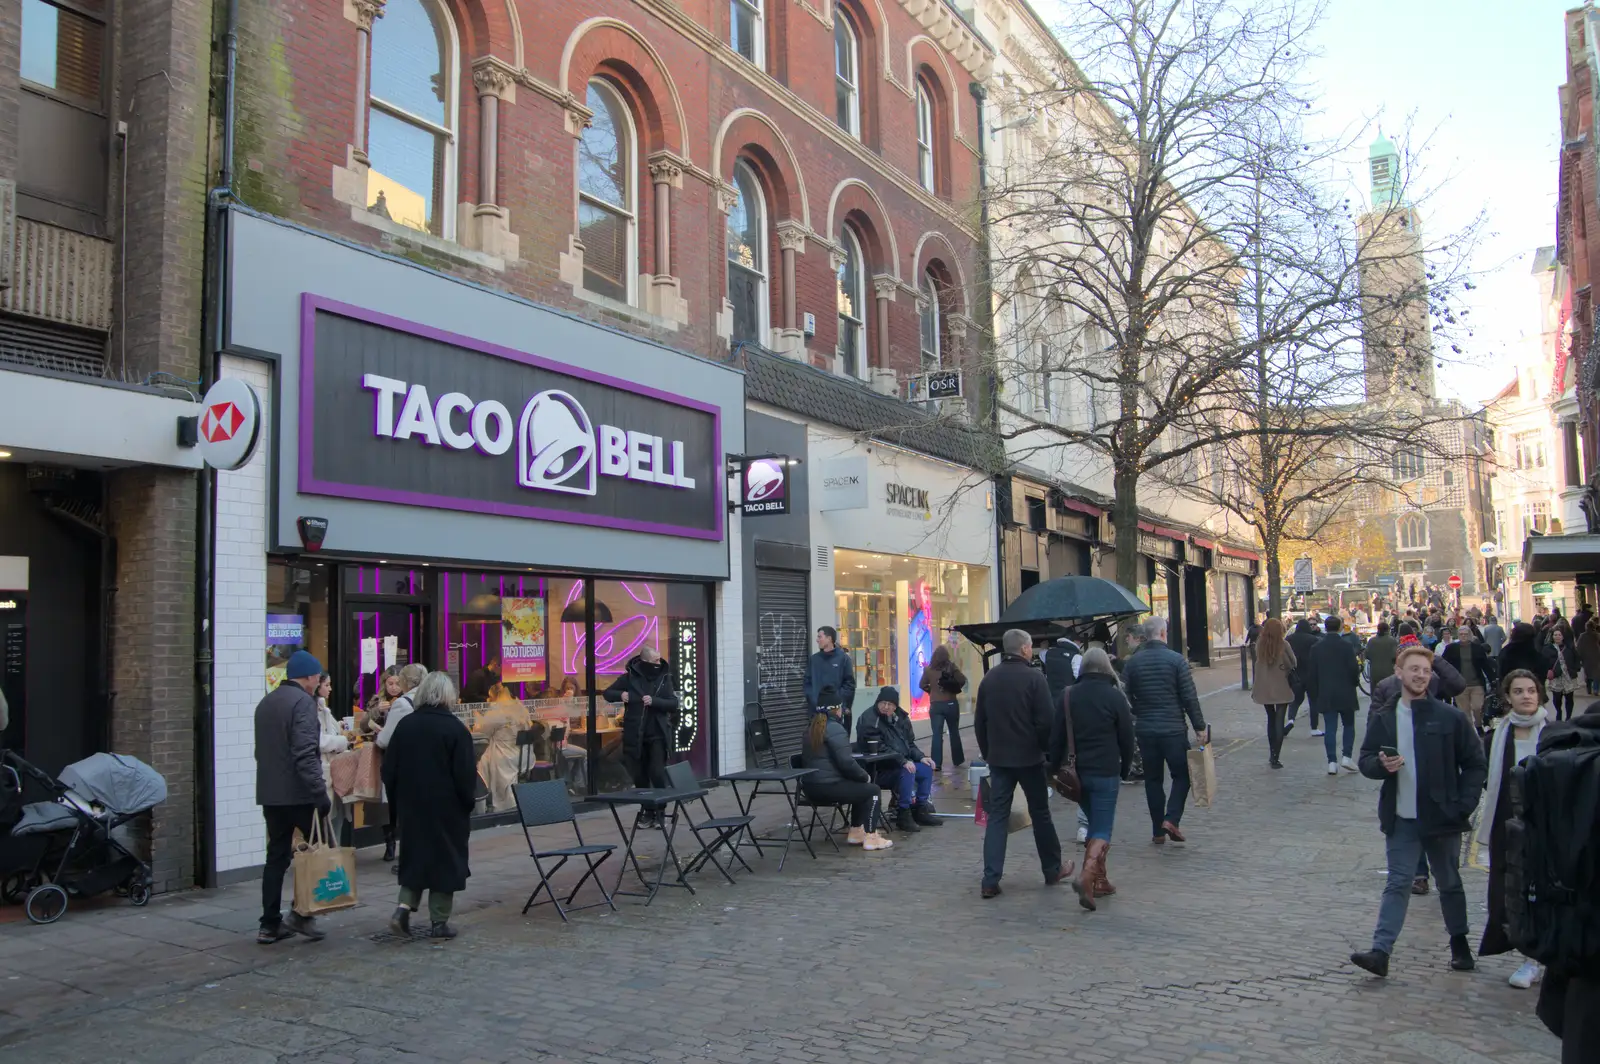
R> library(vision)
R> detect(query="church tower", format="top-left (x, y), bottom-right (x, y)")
top-left (1358, 135), bottom-right (1436, 404)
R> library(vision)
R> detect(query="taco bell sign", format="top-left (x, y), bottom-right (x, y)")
top-left (298, 296), bottom-right (722, 540)
top-left (739, 456), bottom-right (790, 517)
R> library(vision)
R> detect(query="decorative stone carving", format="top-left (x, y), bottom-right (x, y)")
top-left (872, 275), bottom-right (898, 302)
top-left (563, 99), bottom-right (594, 137)
top-left (776, 220), bottom-right (809, 253)
top-left (471, 57), bottom-right (518, 103)
top-left (715, 182), bottom-right (739, 215)
top-left (948, 314), bottom-right (971, 340)
top-left (344, 0), bottom-right (385, 30)
top-left (647, 151), bottom-right (686, 190)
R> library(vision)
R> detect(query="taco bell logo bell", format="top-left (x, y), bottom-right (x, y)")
top-left (364, 374), bottom-right (696, 496)
top-left (740, 456), bottom-right (789, 515)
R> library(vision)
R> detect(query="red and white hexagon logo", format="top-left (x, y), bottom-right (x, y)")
top-left (193, 378), bottom-right (261, 470)
top-left (201, 400), bottom-right (245, 444)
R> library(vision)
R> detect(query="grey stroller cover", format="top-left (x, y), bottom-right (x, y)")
top-left (12, 801), bottom-right (78, 835)
top-left (60, 753), bottom-right (168, 816)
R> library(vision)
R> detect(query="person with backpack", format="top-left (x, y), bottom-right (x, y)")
top-left (919, 644), bottom-right (968, 774)
top-left (1349, 645), bottom-right (1488, 978)
top-left (1475, 669), bottom-right (1549, 989)
top-left (1514, 701), bottom-right (1600, 1062)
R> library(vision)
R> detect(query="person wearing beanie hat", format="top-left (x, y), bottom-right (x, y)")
top-left (856, 686), bottom-right (941, 832)
top-left (254, 649), bottom-right (332, 945)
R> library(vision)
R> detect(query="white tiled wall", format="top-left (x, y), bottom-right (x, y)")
top-left (212, 355), bottom-right (271, 873)
top-left (716, 512), bottom-right (745, 775)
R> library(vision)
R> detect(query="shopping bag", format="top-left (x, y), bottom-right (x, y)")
top-left (1187, 743), bottom-right (1218, 809)
top-left (976, 775), bottom-right (1032, 833)
top-left (291, 815), bottom-right (359, 917)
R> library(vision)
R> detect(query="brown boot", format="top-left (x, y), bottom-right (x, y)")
top-left (1074, 840), bottom-right (1104, 911)
top-left (1094, 843), bottom-right (1116, 896)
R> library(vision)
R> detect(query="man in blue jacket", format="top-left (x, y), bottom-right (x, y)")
top-left (804, 626), bottom-right (857, 732)
top-left (1122, 617), bottom-right (1210, 845)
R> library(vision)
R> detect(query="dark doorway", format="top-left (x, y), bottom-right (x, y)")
top-left (1184, 567), bottom-right (1211, 666)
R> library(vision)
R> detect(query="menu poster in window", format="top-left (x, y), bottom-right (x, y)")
top-left (906, 580), bottom-right (933, 719)
top-left (266, 613), bottom-right (306, 693)
top-left (382, 635), bottom-right (398, 669)
top-left (501, 596), bottom-right (548, 684)
top-left (359, 637), bottom-right (379, 676)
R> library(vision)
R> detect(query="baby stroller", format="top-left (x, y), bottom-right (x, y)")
top-left (0, 750), bottom-right (167, 924)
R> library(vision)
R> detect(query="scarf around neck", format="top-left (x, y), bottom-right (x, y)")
top-left (1477, 706), bottom-right (1548, 846)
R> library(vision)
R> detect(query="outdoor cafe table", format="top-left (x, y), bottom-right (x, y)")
top-left (587, 786), bottom-right (708, 904)
top-left (854, 751), bottom-right (903, 831)
top-left (717, 766), bottom-right (815, 871)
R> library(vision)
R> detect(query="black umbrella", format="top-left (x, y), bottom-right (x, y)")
top-left (998, 576), bottom-right (1148, 625)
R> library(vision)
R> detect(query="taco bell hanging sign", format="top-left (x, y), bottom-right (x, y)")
top-left (738, 455), bottom-right (790, 517)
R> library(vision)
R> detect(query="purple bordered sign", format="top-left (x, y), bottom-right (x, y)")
top-left (737, 455), bottom-right (790, 517)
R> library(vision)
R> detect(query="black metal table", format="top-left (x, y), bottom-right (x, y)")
top-left (717, 767), bottom-right (816, 871)
top-left (588, 787), bottom-right (708, 904)
top-left (854, 752), bottom-right (904, 831)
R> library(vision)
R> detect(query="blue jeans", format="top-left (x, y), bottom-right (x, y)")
top-left (1137, 733), bottom-right (1191, 835)
top-left (928, 701), bottom-right (964, 769)
top-left (1322, 707), bottom-right (1356, 761)
top-left (981, 764), bottom-right (1061, 888)
top-left (1079, 774), bottom-right (1120, 842)
top-left (878, 761), bottom-right (932, 807)
top-left (1372, 817), bottom-right (1467, 955)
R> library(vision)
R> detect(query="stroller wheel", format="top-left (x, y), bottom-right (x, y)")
top-left (2, 871), bottom-right (38, 905)
top-left (24, 883), bottom-right (68, 925)
top-left (129, 883), bottom-right (151, 906)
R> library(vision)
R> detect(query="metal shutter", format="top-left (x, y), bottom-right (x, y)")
top-left (755, 567), bottom-right (810, 760)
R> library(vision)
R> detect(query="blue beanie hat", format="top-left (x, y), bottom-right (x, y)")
top-left (285, 650), bottom-right (323, 680)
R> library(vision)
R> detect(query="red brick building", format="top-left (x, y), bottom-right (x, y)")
top-left (235, 0), bottom-right (992, 381)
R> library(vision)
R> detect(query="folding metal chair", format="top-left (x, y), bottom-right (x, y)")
top-left (512, 780), bottom-right (618, 921)
top-left (789, 754), bottom-right (844, 854)
top-left (664, 762), bottom-right (755, 884)
top-left (745, 715), bottom-right (779, 770)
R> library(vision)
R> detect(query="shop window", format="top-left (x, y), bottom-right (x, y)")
top-left (915, 79), bottom-right (935, 192)
top-left (18, 0), bottom-right (109, 232)
top-left (834, 12), bottom-right (860, 137)
top-left (578, 79), bottom-right (638, 304)
top-left (266, 560), bottom-right (332, 700)
top-left (726, 160), bottom-right (768, 344)
top-left (837, 225), bottom-right (867, 378)
top-left (367, 0), bottom-right (458, 238)
top-left (731, 0), bottom-right (763, 65)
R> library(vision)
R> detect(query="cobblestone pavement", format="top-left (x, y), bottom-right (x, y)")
top-left (0, 679), bottom-right (1562, 1063)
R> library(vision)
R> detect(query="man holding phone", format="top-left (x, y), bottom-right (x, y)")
top-left (1350, 645), bottom-right (1488, 978)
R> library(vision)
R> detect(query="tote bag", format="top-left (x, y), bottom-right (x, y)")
top-left (292, 815), bottom-right (359, 916)
top-left (1187, 743), bottom-right (1218, 809)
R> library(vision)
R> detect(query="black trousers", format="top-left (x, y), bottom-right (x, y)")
top-left (803, 779), bottom-right (879, 829)
top-left (261, 804), bottom-right (315, 930)
top-left (1263, 704), bottom-right (1287, 763)
top-left (626, 735), bottom-right (668, 789)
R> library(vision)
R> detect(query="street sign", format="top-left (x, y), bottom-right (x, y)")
top-left (1479, 541), bottom-right (1498, 557)
top-left (193, 377), bottom-right (261, 471)
top-left (1532, 582), bottom-right (1555, 595)
top-left (1292, 557), bottom-right (1314, 593)
top-left (1504, 563), bottom-right (1520, 580)
top-left (1377, 575), bottom-right (1397, 586)
top-left (1448, 574), bottom-right (1462, 590)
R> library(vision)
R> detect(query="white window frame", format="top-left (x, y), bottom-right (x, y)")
top-left (727, 160), bottom-right (770, 345)
top-left (915, 80), bottom-right (935, 192)
top-left (835, 13), bottom-right (860, 138)
top-left (838, 226), bottom-right (867, 380)
top-left (577, 78), bottom-right (638, 305)
top-left (368, 0), bottom-right (460, 240)
top-left (731, 0), bottom-right (764, 66)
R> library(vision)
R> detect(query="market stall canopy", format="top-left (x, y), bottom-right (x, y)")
top-left (952, 576), bottom-right (1148, 669)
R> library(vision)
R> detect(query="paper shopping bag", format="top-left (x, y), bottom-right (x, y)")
top-left (1187, 744), bottom-right (1218, 809)
top-left (291, 815), bottom-right (359, 916)
top-left (976, 775), bottom-right (1032, 833)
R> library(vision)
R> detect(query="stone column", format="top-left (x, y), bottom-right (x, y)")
top-left (873, 275), bottom-right (898, 367)
top-left (347, 0), bottom-right (384, 164)
top-left (460, 57), bottom-right (519, 260)
top-left (643, 152), bottom-right (689, 325)
top-left (772, 221), bottom-right (808, 357)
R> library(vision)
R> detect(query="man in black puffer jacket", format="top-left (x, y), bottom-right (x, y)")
top-left (856, 687), bottom-right (940, 831)
top-left (1287, 617), bottom-right (1322, 733)
top-left (1122, 617), bottom-right (1209, 844)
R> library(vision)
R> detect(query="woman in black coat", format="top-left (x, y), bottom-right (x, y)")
top-left (1498, 623), bottom-right (1553, 699)
top-left (1048, 649), bottom-right (1134, 912)
top-left (602, 647), bottom-right (680, 812)
top-left (382, 671), bottom-right (476, 940)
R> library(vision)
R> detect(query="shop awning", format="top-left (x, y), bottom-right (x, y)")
top-left (1218, 544), bottom-right (1260, 561)
top-left (1521, 533), bottom-right (1600, 579)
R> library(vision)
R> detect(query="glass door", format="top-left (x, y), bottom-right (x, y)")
top-left (344, 601), bottom-right (429, 717)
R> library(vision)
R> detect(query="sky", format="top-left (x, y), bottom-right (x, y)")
top-left (1302, 0), bottom-right (1571, 407)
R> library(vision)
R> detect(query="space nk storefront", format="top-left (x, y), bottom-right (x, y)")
top-left (208, 211), bottom-right (744, 880)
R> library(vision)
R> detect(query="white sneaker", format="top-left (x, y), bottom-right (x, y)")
top-left (1328, 761), bottom-right (1339, 775)
top-left (1509, 961), bottom-right (1543, 988)
top-left (1311, 729), bottom-right (1326, 737)
top-left (863, 832), bottom-right (895, 851)
top-left (1076, 826), bottom-right (1088, 845)
top-left (1341, 756), bottom-right (1357, 772)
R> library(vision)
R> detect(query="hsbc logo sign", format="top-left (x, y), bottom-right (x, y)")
top-left (193, 378), bottom-right (261, 471)
top-left (363, 375), bottom-right (697, 497)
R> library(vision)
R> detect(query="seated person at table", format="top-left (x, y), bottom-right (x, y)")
top-left (801, 691), bottom-right (892, 851)
top-left (472, 683), bottom-right (529, 813)
top-left (856, 687), bottom-right (942, 832)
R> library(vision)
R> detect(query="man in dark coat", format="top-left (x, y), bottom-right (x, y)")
top-left (1306, 615), bottom-right (1362, 774)
top-left (1044, 637), bottom-right (1082, 704)
top-left (1287, 617), bottom-right (1322, 734)
top-left (857, 687), bottom-right (940, 831)
top-left (383, 671), bottom-right (476, 940)
top-left (603, 645), bottom-right (680, 817)
top-left (1122, 617), bottom-right (1209, 844)
top-left (254, 650), bottom-right (331, 945)
top-left (1350, 645), bottom-right (1488, 978)
top-left (803, 626), bottom-right (857, 733)
top-left (973, 629), bottom-right (1064, 898)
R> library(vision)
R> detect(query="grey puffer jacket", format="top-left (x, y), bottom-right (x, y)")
top-left (1122, 640), bottom-right (1206, 738)
top-left (254, 682), bottom-right (326, 807)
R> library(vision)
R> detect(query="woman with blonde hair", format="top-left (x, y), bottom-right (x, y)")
top-left (473, 683), bottom-right (530, 813)
top-left (1250, 617), bottom-right (1297, 769)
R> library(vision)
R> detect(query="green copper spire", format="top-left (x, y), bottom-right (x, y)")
top-left (1369, 134), bottom-right (1403, 208)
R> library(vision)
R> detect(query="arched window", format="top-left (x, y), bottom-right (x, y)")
top-left (367, 0), bottom-right (458, 237)
top-left (837, 226), bottom-right (866, 379)
top-left (731, 0), bottom-right (763, 64)
top-left (727, 161), bottom-right (768, 345)
top-left (1398, 513), bottom-right (1429, 551)
top-left (915, 80), bottom-right (935, 192)
top-left (919, 269), bottom-right (941, 372)
top-left (578, 79), bottom-right (636, 303)
top-left (834, 14), bottom-right (860, 137)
